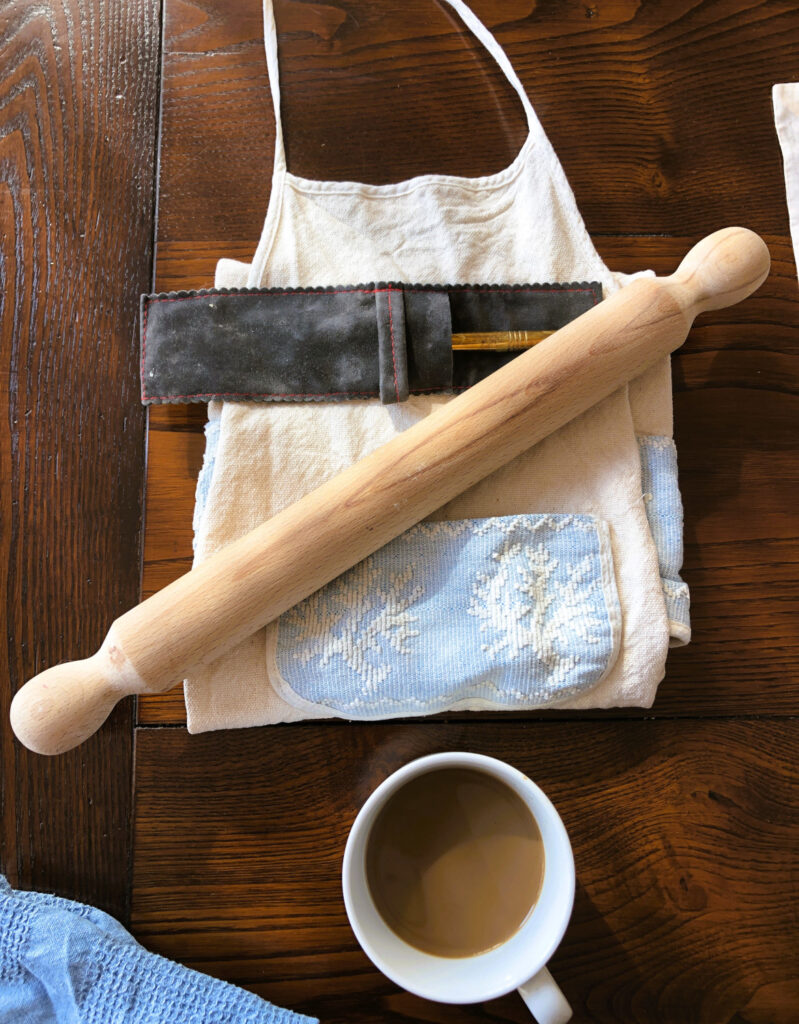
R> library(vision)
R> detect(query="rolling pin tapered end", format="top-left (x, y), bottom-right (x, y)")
top-left (671, 227), bottom-right (770, 314)
top-left (10, 649), bottom-right (129, 756)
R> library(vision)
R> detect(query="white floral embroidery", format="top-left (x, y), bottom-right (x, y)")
top-left (277, 513), bottom-right (619, 715)
top-left (467, 540), bottom-right (605, 686)
top-left (285, 562), bottom-right (422, 690)
top-left (470, 513), bottom-right (591, 538)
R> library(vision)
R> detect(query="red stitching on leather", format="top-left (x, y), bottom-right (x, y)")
top-left (142, 387), bottom-right (469, 401)
top-left (146, 284), bottom-right (598, 305)
top-left (404, 286), bottom-right (598, 294)
top-left (145, 389), bottom-right (381, 401)
top-left (386, 287), bottom-right (400, 403)
top-left (140, 301), bottom-right (149, 401)
top-left (148, 287), bottom-right (387, 305)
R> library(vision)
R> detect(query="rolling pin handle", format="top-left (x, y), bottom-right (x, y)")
top-left (670, 227), bottom-right (770, 314)
top-left (9, 633), bottom-right (145, 756)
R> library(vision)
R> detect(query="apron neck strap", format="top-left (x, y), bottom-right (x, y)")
top-left (262, 0), bottom-right (287, 172)
top-left (442, 0), bottom-right (537, 131)
top-left (261, 0), bottom-right (538, 175)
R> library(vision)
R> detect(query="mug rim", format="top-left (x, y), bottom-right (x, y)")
top-left (342, 751), bottom-right (575, 1004)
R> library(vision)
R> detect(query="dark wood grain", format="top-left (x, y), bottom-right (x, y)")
top-left (0, 0), bottom-right (159, 918)
top-left (131, 719), bottom-right (799, 1023)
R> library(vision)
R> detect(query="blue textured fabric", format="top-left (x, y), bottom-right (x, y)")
top-left (637, 435), bottom-right (691, 643)
top-left (274, 513), bottom-right (621, 717)
top-left (0, 878), bottom-right (316, 1024)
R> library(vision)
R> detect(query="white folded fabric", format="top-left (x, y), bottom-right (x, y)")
top-left (774, 83), bottom-right (799, 275)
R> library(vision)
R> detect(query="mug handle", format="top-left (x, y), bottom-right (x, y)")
top-left (517, 965), bottom-right (572, 1024)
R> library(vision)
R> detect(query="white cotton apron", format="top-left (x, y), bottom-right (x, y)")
top-left (186, 0), bottom-right (689, 732)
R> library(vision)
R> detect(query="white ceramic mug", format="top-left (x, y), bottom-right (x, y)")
top-left (342, 752), bottom-right (575, 1023)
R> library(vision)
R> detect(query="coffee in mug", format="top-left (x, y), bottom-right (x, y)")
top-left (342, 752), bottom-right (574, 1023)
top-left (365, 767), bottom-right (545, 957)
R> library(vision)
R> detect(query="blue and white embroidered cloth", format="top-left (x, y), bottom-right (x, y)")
top-left (271, 513), bottom-right (622, 717)
top-left (0, 877), bottom-right (315, 1024)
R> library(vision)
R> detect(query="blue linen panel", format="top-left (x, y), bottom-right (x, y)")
top-left (637, 435), bottom-right (691, 643)
top-left (274, 514), bottom-right (621, 717)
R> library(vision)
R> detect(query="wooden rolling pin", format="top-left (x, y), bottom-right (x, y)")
top-left (10, 228), bottom-right (769, 755)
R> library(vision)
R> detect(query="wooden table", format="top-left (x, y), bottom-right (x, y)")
top-left (2, 2), bottom-right (798, 1021)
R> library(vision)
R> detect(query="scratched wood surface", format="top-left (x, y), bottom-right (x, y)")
top-left (0, 0), bottom-right (159, 918)
top-left (130, 0), bottom-right (799, 1021)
